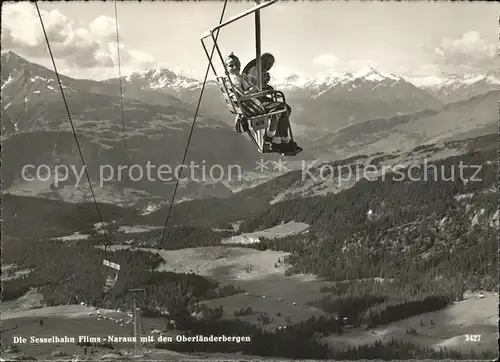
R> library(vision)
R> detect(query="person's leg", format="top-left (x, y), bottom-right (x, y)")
top-left (277, 111), bottom-right (290, 142)
top-left (276, 105), bottom-right (302, 154)
top-left (262, 99), bottom-right (284, 143)
top-left (234, 115), bottom-right (245, 133)
top-left (267, 114), bottom-right (278, 138)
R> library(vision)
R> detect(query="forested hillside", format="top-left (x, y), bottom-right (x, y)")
top-left (1, 134), bottom-right (497, 360)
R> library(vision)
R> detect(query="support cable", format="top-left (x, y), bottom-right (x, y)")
top-left (114, 0), bottom-right (130, 169)
top-left (159, 0), bottom-right (229, 247)
top-left (35, 3), bottom-right (111, 257)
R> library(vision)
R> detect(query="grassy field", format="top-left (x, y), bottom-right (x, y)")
top-left (3, 177), bottom-right (140, 206)
top-left (1, 243), bottom-right (336, 360)
top-left (321, 292), bottom-right (499, 354)
top-left (0, 303), bottom-right (175, 360)
top-left (222, 221), bottom-right (309, 244)
top-left (105, 244), bottom-right (337, 333)
top-left (2, 213), bottom-right (497, 360)
top-left (0, 302), bottom-right (278, 361)
top-left (106, 244), bottom-right (334, 303)
top-left (2, 285), bottom-right (497, 360)
top-left (199, 291), bottom-right (327, 332)
top-left (0, 288), bottom-right (44, 314)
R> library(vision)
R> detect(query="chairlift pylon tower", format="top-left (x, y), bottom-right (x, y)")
top-left (128, 288), bottom-right (146, 356)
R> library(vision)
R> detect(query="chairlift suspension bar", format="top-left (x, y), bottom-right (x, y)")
top-left (201, 31), bottom-right (227, 78)
top-left (201, 37), bottom-right (219, 77)
top-left (201, 0), bottom-right (278, 39)
top-left (201, 0), bottom-right (278, 88)
top-left (255, 0), bottom-right (262, 91)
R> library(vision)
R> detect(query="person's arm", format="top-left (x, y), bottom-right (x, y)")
top-left (232, 74), bottom-right (258, 95)
top-left (231, 76), bottom-right (246, 96)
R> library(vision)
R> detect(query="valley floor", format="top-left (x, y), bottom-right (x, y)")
top-left (321, 292), bottom-right (498, 354)
top-left (0, 296), bottom-right (282, 361)
top-left (2, 243), bottom-right (497, 360)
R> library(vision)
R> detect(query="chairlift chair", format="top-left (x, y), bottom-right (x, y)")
top-left (216, 76), bottom-right (290, 153)
top-left (102, 259), bottom-right (120, 293)
top-left (200, 0), bottom-right (300, 156)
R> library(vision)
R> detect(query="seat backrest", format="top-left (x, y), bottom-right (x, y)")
top-left (217, 76), bottom-right (270, 120)
top-left (217, 76), bottom-right (243, 116)
top-left (216, 77), bottom-right (274, 151)
top-left (103, 259), bottom-right (120, 270)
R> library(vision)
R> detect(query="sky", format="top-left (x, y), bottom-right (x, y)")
top-left (2, 1), bottom-right (499, 81)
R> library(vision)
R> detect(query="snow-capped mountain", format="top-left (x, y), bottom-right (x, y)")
top-left (0, 51), bottom-right (191, 133)
top-left (106, 65), bottom-right (444, 129)
top-left (101, 67), bottom-right (230, 121)
top-left (1, 51), bottom-right (82, 133)
top-left (268, 69), bottom-right (311, 90)
top-left (1, 107), bottom-right (16, 134)
top-left (1, 51), bottom-right (79, 108)
top-left (403, 71), bottom-right (500, 103)
top-left (98, 62), bottom-right (498, 134)
top-left (269, 66), bottom-right (499, 111)
top-left (1, 51), bottom-right (269, 206)
top-left (4, 50), bottom-right (496, 140)
top-left (107, 68), bottom-right (202, 93)
top-left (2, 51), bottom-right (497, 206)
top-left (306, 67), bottom-right (411, 98)
top-left (286, 66), bottom-right (443, 131)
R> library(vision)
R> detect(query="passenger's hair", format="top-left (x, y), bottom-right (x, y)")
top-left (225, 52), bottom-right (241, 67)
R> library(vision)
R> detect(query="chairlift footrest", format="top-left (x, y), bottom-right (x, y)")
top-left (262, 143), bottom-right (274, 153)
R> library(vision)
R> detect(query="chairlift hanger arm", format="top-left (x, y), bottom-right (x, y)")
top-left (255, 0), bottom-right (262, 90)
top-left (200, 0), bottom-right (279, 39)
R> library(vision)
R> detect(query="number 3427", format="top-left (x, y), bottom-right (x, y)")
top-left (465, 334), bottom-right (481, 342)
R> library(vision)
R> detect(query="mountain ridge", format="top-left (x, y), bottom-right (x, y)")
top-left (3, 51), bottom-right (498, 136)
top-left (2, 51), bottom-right (497, 205)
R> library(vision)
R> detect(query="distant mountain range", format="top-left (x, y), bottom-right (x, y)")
top-left (0, 51), bottom-right (278, 205)
top-left (1, 50), bottom-right (497, 204)
top-left (100, 59), bottom-right (499, 134)
top-left (404, 71), bottom-right (500, 103)
top-left (100, 65), bottom-right (443, 133)
top-left (3, 50), bottom-right (498, 133)
top-left (308, 90), bottom-right (499, 158)
top-left (283, 67), bottom-right (443, 131)
top-left (272, 67), bottom-right (500, 100)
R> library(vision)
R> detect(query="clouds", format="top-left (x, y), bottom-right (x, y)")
top-left (312, 54), bottom-right (339, 68)
top-left (347, 59), bottom-right (379, 72)
top-left (2, 3), bottom-right (43, 48)
top-left (434, 31), bottom-right (498, 72)
top-left (313, 31), bottom-right (498, 78)
top-left (405, 64), bottom-right (442, 77)
top-left (312, 53), bottom-right (382, 74)
top-left (1, 3), bottom-right (156, 72)
top-left (89, 15), bottom-right (117, 41)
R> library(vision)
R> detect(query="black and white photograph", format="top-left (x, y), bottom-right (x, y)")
top-left (1, 0), bottom-right (498, 360)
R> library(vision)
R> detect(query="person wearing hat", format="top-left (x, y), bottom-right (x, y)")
top-left (243, 52), bottom-right (275, 88)
top-left (225, 53), bottom-right (301, 154)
